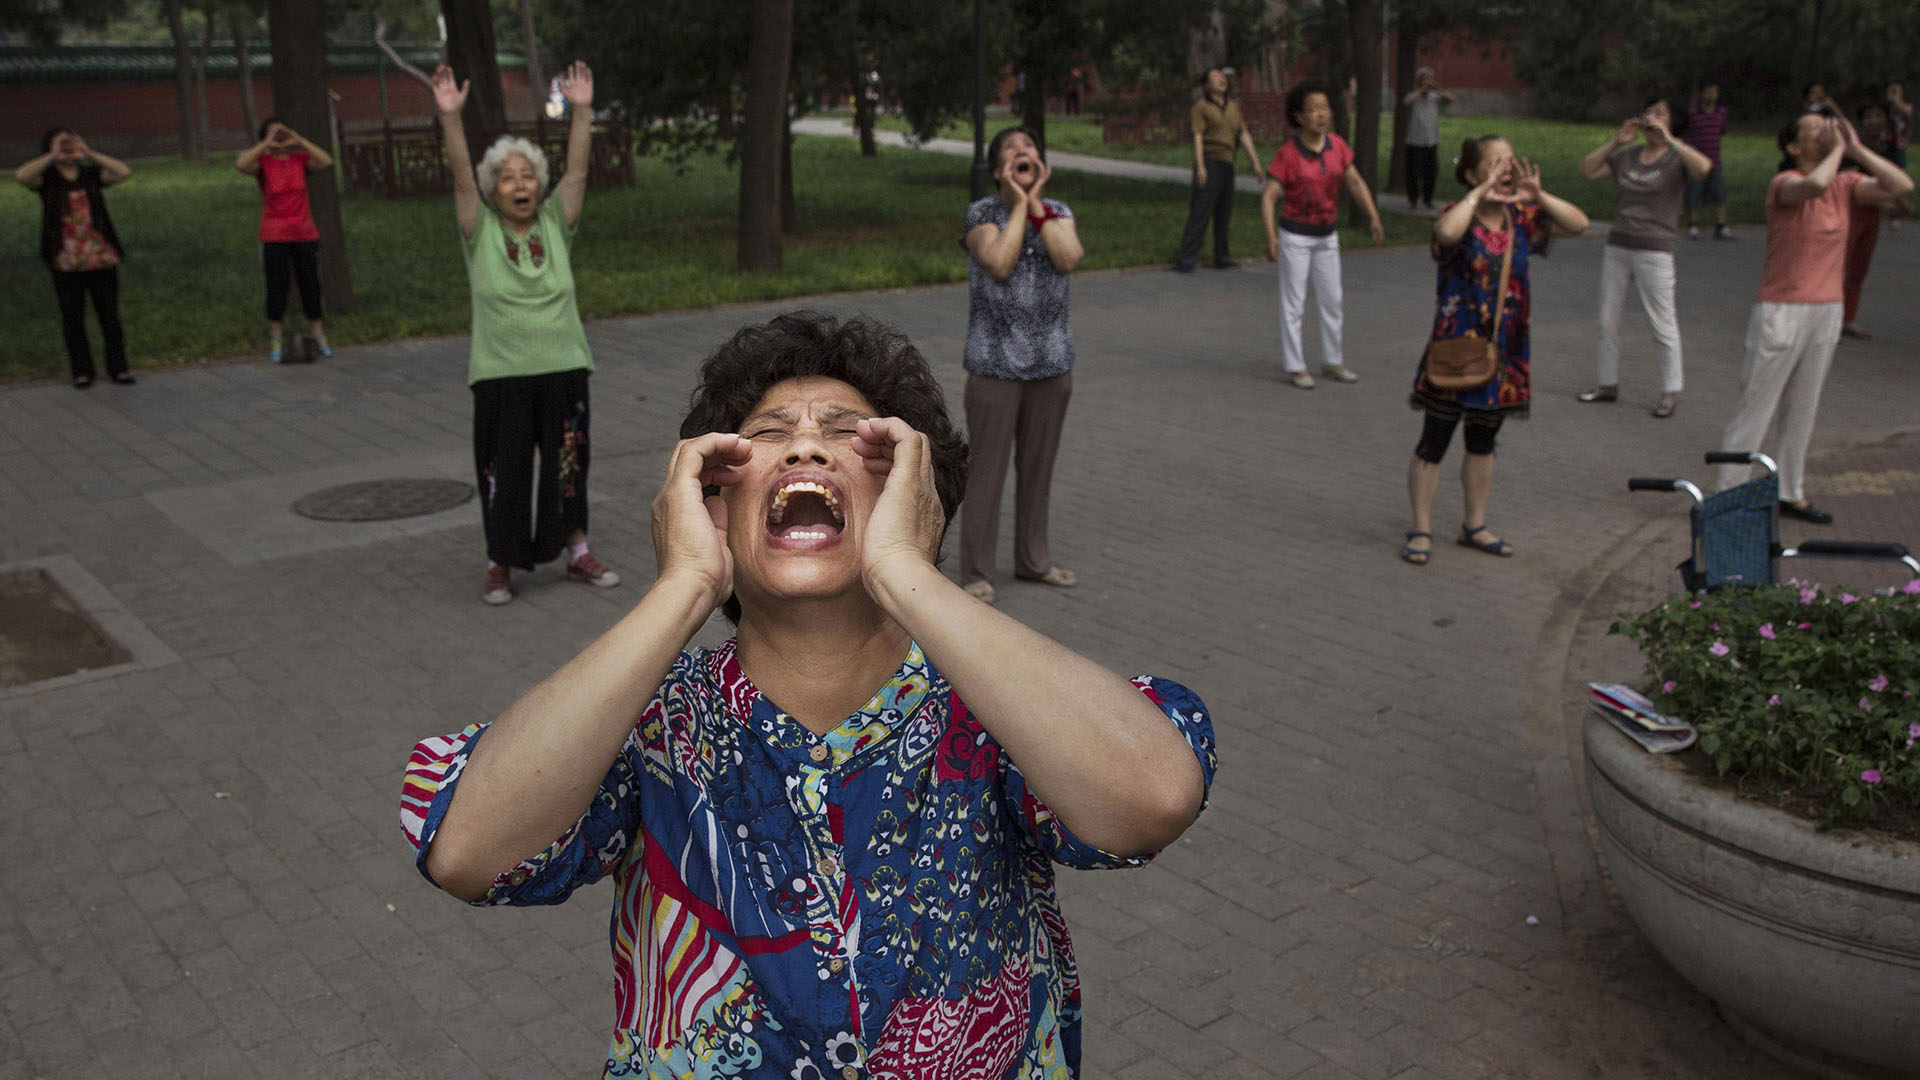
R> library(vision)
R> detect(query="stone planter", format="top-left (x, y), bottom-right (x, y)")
top-left (1583, 713), bottom-right (1920, 1078)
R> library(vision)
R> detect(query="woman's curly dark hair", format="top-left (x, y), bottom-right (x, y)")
top-left (680, 311), bottom-right (969, 621)
top-left (1284, 80), bottom-right (1331, 129)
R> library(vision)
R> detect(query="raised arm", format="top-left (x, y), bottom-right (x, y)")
top-left (554, 60), bottom-right (594, 228)
top-left (1514, 158), bottom-right (1589, 236)
top-left (1434, 166), bottom-right (1501, 246)
top-left (1579, 120), bottom-right (1635, 181)
top-left (1777, 120), bottom-right (1846, 205)
top-left (12, 149), bottom-right (57, 189)
top-left (1840, 117), bottom-right (1915, 204)
top-left (855, 419), bottom-right (1205, 857)
top-left (1022, 162), bottom-right (1081, 273)
top-left (431, 65), bottom-right (480, 237)
top-left (81, 140), bottom-right (132, 185)
top-left (285, 126), bottom-right (333, 170)
top-left (965, 187), bottom-right (1030, 282)
top-left (235, 126), bottom-right (276, 174)
top-left (423, 433), bottom-right (753, 901)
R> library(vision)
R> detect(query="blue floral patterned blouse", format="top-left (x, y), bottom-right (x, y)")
top-left (1410, 202), bottom-right (1552, 416)
top-left (401, 639), bottom-right (1215, 1080)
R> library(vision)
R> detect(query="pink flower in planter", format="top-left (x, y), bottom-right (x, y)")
top-left (1800, 587), bottom-right (1818, 604)
top-left (1869, 674), bottom-right (1890, 693)
top-left (1861, 770), bottom-right (1882, 785)
top-left (1908, 723), bottom-right (1920, 748)
top-left (1905, 578), bottom-right (1920, 595)
top-left (1662, 680), bottom-right (1677, 694)
top-left (1759, 623), bottom-right (1776, 640)
top-left (1859, 697), bottom-right (1872, 711)
top-left (1797, 621), bottom-right (1813, 630)
top-left (1768, 695), bottom-right (1781, 707)
top-left (1709, 641), bottom-right (1730, 657)
top-left (1841, 593), bottom-right (1860, 604)
top-left (1689, 601), bottom-right (1702, 610)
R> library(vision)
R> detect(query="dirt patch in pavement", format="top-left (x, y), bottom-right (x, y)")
top-left (0, 569), bottom-right (130, 689)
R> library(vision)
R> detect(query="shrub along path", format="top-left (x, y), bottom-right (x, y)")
top-left (0, 204), bottom-right (1913, 1077)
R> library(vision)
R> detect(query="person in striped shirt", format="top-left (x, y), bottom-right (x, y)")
top-left (1683, 84), bottom-right (1733, 240)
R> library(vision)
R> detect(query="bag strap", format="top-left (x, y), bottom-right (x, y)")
top-left (1488, 209), bottom-right (1515, 347)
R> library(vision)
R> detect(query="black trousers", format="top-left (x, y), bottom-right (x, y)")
top-left (1406, 145), bottom-right (1439, 206)
top-left (1176, 159), bottom-right (1235, 268)
top-left (262, 241), bottom-right (323, 322)
top-left (51, 267), bottom-right (127, 381)
top-left (473, 369), bottom-right (592, 570)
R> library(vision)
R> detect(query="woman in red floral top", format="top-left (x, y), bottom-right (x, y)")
top-left (1400, 135), bottom-right (1587, 565)
top-left (13, 127), bottom-right (135, 388)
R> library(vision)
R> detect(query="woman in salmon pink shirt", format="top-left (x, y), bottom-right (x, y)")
top-left (1713, 112), bottom-right (1913, 524)
top-left (1259, 80), bottom-right (1384, 389)
top-left (236, 118), bottom-right (334, 362)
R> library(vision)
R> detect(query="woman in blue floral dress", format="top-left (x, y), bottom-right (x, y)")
top-left (1402, 136), bottom-right (1588, 565)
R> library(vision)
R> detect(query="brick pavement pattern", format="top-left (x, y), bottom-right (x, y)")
top-left (2, 214), bottom-right (1916, 1078)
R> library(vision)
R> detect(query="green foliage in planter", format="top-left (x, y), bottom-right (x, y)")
top-left (1612, 580), bottom-right (1920, 825)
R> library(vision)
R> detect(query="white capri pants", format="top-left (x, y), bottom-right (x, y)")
top-left (1715, 301), bottom-right (1841, 504)
top-left (1278, 229), bottom-right (1343, 373)
top-left (1594, 245), bottom-right (1683, 393)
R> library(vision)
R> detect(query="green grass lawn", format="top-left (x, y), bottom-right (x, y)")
top-left (0, 133), bottom-right (1410, 381)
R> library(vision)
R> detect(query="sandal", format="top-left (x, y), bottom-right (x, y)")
top-left (1651, 395), bottom-right (1677, 419)
top-left (1400, 531), bottom-right (1432, 566)
top-left (1576, 386), bottom-right (1618, 403)
top-left (1458, 524), bottom-right (1514, 557)
top-left (1016, 566), bottom-right (1078, 588)
top-left (963, 580), bottom-right (996, 604)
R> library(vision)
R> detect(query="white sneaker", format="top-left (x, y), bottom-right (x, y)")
top-left (1687, 226), bottom-right (1701, 240)
top-left (1322, 365), bottom-right (1359, 383)
top-left (1289, 371), bottom-right (1316, 389)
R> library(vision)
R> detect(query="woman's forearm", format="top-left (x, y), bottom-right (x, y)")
top-left (1850, 143), bottom-right (1916, 199)
top-left (12, 150), bottom-right (55, 187)
top-left (1434, 192), bottom-right (1480, 244)
top-left (1672, 139), bottom-right (1712, 180)
top-left (423, 572), bottom-right (720, 900)
top-left (1039, 217), bottom-right (1082, 273)
top-left (867, 560), bottom-right (1205, 856)
top-left (1537, 190), bottom-right (1589, 235)
top-left (1577, 138), bottom-right (1619, 180)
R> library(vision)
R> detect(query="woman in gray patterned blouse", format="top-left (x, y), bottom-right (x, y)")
top-left (958, 126), bottom-right (1084, 605)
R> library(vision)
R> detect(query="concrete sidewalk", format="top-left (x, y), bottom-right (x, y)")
top-left (2, 213), bottom-right (1916, 1077)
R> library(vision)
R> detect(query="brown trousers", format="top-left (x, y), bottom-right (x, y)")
top-left (960, 371), bottom-right (1072, 585)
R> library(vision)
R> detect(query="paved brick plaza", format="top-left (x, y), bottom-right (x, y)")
top-left (2, 221), bottom-right (1915, 1078)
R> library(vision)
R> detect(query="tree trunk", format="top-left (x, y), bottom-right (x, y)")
top-left (234, 13), bottom-right (259, 141)
top-left (162, 0), bottom-right (203, 161)
top-left (780, 104), bottom-right (796, 234)
top-left (1019, 72), bottom-right (1045, 153)
top-left (1345, 0), bottom-right (1383, 225)
top-left (1387, 17), bottom-right (1418, 195)
top-left (518, 0), bottom-right (544, 114)
top-left (267, 0), bottom-right (354, 312)
top-left (738, 0), bottom-right (793, 271)
top-left (441, 0), bottom-right (509, 159)
top-left (193, 5), bottom-right (214, 157)
top-left (854, 71), bottom-right (876, 157)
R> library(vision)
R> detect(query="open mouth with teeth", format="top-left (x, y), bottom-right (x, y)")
top-left (766, 480), bottom-right (845, 544)
top-left (510, 193), bottom-right (536, 214)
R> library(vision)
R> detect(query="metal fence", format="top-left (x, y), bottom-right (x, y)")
top-left (341, 118), bottom-right (635, 198)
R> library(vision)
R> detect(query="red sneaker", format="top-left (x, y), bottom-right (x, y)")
top-left (567, 552), bottom-right (621, 588)
top-left (482, 564), bottom-right (513, 605)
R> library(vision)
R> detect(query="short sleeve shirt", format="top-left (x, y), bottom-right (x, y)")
top-left (1757, 170), bottom-right (1864, 304)
top-left (1412, 203), bottom-right (1553, 414)
top-left (461, 195), bottom-right (594, 386)
top-left (1406, 92), bottom-right (1444, 148)
top-left (1606, 145), bottom-right (1686, 252)
top-left (400, 640), bottom-right (1217, 1080)
top-left (1267, 134), bottom-right (1353, 236)
top-left (257, 151), bottom-right (321, 243)
top-left (1189, 95), bottom-right (1244, 163)
top-left (963, 196), bottom-right (1075, 381)
top-left (1682, 106), bottom-right (1728, 167)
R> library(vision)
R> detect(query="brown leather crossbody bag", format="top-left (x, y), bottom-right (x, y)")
top-left (1424, 210), bottom-right (1513, 391)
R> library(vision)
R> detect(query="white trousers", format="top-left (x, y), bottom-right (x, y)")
top-left (1593, 245), bottom-right (1683, 393)
top-left (1278, 229), bottom-right (1343, 373)
top-left (1715, 302), bottom-right (1841, 503)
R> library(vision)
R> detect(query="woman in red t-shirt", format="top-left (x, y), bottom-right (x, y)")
top-left (1258, 80), bottom-right (1385, 390)
top-left (236, 118), bottom-right (334, 362)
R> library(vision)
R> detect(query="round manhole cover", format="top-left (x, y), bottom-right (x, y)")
top-left (293, 478), bottom-right (475, 522)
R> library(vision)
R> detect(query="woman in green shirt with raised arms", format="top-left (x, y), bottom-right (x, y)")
top-left (434, 61), bottom-right (619, 605)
